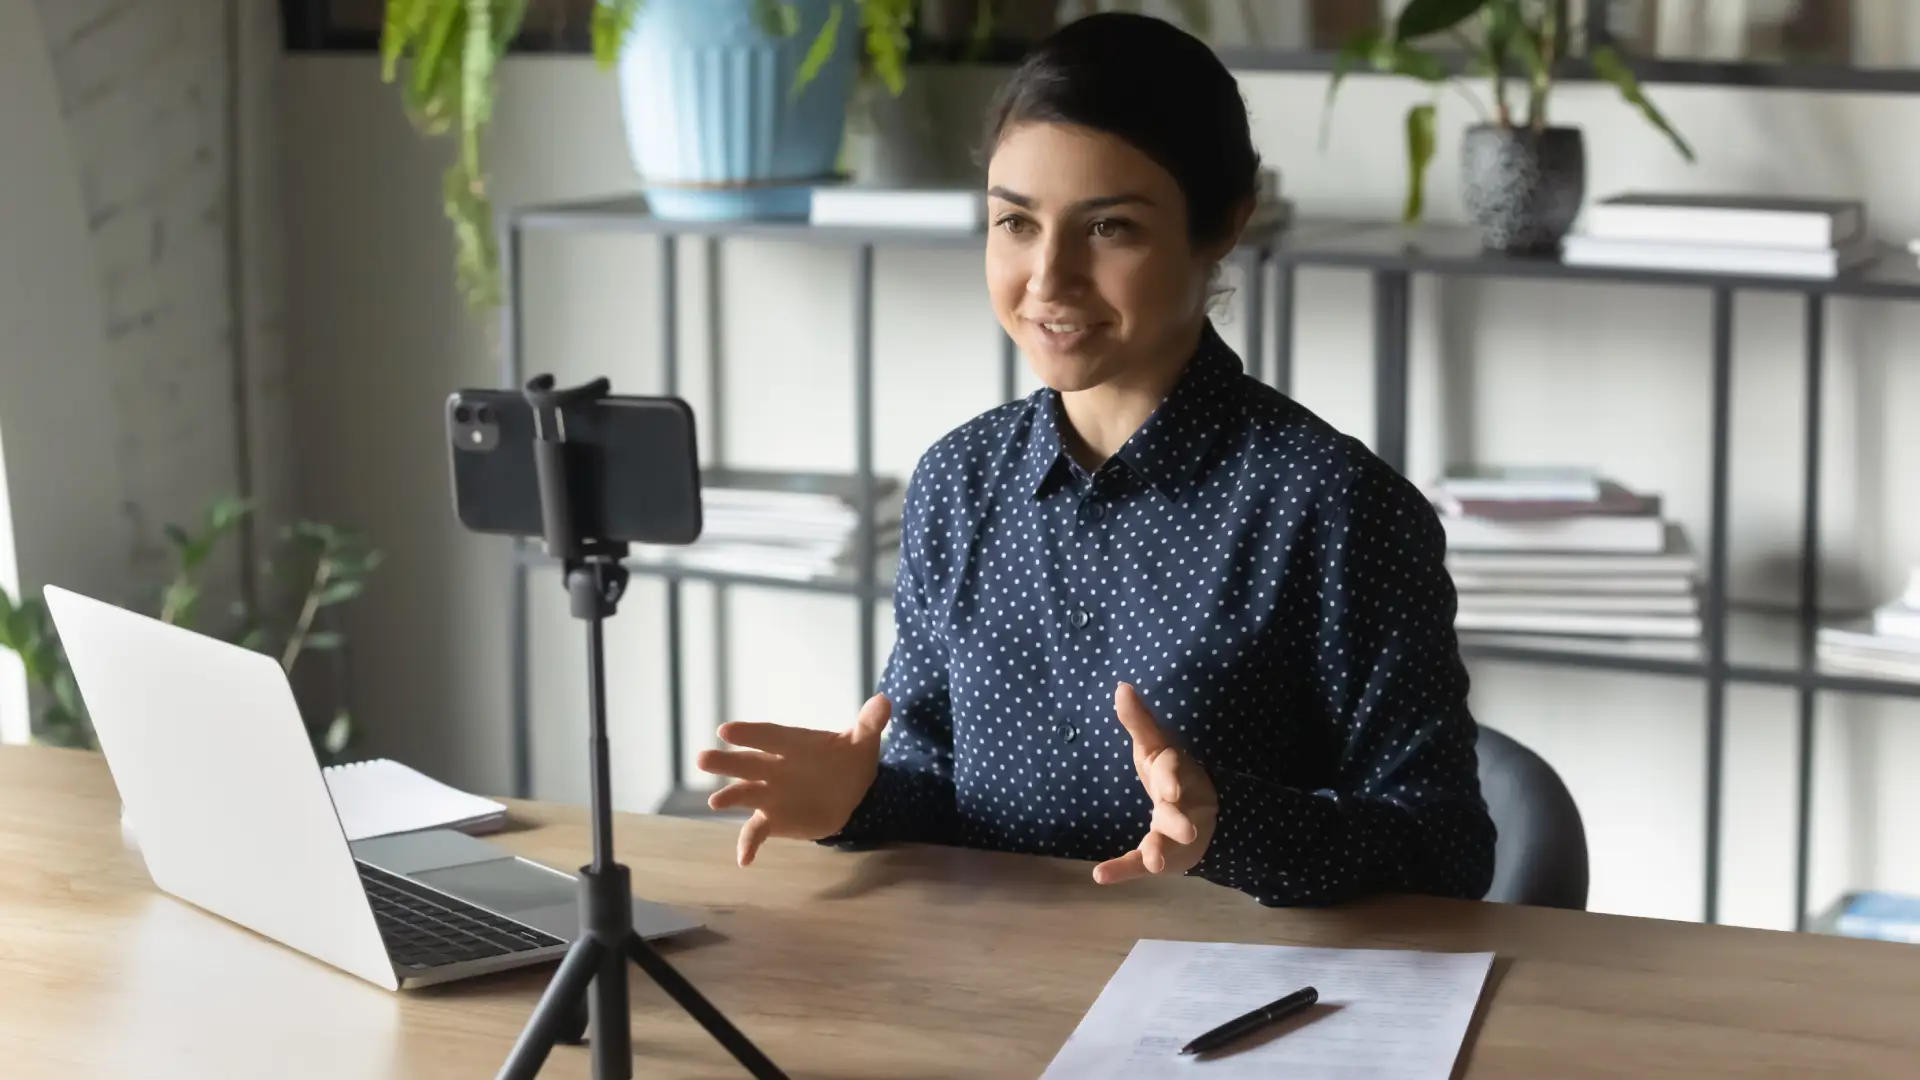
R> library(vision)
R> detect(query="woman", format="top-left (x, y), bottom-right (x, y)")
top-left (696, 12), bottom-right (1496, 906)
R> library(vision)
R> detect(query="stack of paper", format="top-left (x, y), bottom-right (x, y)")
top-left (321, 758), bottom-right (507, 842)
top-left (633, 467), bottom-right (904, 582)
top-left (1042, 939), bottom-right (1493, 1079)
top-left (1815, 566), bottom-right (1920, 681)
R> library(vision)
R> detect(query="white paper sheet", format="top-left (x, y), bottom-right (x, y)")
top-left (1041, 939), bottom-right (1494, 1080)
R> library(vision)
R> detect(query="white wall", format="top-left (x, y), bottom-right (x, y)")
top-left (280, 54), bottom-right (1920, 931)
top-left (0, 0), bottom-right (129, 743)
top-left (0, 0), bottom-right (292, 746)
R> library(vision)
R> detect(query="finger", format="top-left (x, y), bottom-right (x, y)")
top-left (1092, 849), bottom-right (1151, 885)
top-left (1147, 745), bottom-right (1183, 804)
top-left (737, 810), bottom-right (772, 867)
top-left (1112, 682), bottom-right (1170, 757)
top-left (707, 780), bottom-right (767, 811)
top-left (1151, 799), bottom-right (1197, 846)
top-left (1139, 827), bottom-right (1176, 874)
top-left (851, 693), bottom-right (893, 740)
top-left (695, 746), bottom-right (781, 783)
top-left (716, 720), bottom-right (823, 754)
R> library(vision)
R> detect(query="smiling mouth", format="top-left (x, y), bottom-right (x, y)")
top-left (1027, 318), bottom-right (1107, 348)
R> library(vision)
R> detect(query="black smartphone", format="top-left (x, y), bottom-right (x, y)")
top-left (446, 388), bottom-right (703, 546)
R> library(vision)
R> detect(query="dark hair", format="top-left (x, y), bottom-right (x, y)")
top-left (980, 12), bottom-right (1261, 250)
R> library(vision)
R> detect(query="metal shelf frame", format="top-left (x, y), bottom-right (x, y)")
top-left (1269, 220), bottom-right (1920, 930)
top-left (500, 199), bottom-right (1920, 932)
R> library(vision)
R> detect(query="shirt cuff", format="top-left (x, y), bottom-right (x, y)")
top-left (814, 763), bottom-right (902, 850)
top-left (1186, 766), bottom-right (1339, 906)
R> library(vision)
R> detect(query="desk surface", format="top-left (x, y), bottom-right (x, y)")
top-left (5, 745), bottom-right (1918, 1079)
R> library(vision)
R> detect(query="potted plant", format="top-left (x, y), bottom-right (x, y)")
top-left (380, 0), bottom-right (916, 311)
top-left (1323, 0), bottom-right (1694, 253)
top-left (0, 496), bottom-right (383, 765)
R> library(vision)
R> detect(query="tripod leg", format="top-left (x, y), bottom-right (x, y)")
top-left (497, 937), bottom-right (603, 1080)
top-left (628, 933), bottom-right (793, 1080)
top-left (560, 993), bottom-right (589, 1046)
top-left (591, 931), bottom-right (633, 1080)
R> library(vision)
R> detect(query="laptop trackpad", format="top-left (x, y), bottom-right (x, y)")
top-left (409, 859), bottom-right (706, 942)
top-left (412, 858), bottom-right (575, 915)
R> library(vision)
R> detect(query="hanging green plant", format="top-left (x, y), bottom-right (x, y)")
top-left (379, 0), bottom-right (917, 313)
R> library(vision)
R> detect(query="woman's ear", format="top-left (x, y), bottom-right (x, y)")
top-left (1211, 196), bottom-right (1259, 262)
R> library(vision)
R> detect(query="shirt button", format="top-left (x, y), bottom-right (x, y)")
top-left (1081, 501), bottom-right (1106, 521)
top-left (1058, 722), bottom-right (1078, 743)
top-left (1069, 608), bottom-right (1091, 629)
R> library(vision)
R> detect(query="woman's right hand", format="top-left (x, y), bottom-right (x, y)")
top-left (694, 693), bottom-right (893, 867)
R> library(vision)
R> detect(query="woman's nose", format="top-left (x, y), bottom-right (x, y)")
top-left (1026, 234), bottom-right (1086, 301)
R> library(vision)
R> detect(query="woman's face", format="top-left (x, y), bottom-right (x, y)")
top-left (985, 120), bottom-right (1223, 394)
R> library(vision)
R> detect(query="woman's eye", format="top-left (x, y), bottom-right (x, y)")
top-left (995, 216), bottom-right (1031, 235)
top-left (1090, 219), bottom-right (1129, 239)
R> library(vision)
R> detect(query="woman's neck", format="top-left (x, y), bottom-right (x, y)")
top-left (1059, 319), bottom-right (1206, 470)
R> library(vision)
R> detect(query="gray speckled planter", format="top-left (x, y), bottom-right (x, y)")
top-left (1461, 124), bottom-right (1586, 254)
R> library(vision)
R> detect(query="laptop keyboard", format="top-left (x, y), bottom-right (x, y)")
top-left (357, 860), bottom-right (566, 971)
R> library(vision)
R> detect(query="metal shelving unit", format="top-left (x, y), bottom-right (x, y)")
top-left (1267, 219), bottom-right (1920, 929)
top-left (497, 196), bottom-right (1277, 817)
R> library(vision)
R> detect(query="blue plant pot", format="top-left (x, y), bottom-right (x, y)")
top-left (617, 0), bottom-right (860, 220)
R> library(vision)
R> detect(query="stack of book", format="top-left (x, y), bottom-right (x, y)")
top-left (1561, 193), bottom-right (1879, 279)
top-left (1432, 466), bottom-right (1701, 643)
top-left (633, 467), bottom-right (904, 582)
top-left (1815, 568), bottom-right (1920, 681)
top-left (1812, 889), bottom-right (1920, 944)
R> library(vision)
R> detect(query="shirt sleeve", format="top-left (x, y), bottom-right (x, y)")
top-left (1187, 453), bottom-right (1497, 906)
top-left (818, 460), bottom-right (961, 849)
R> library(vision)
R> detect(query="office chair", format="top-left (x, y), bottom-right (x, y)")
top-left (1475, 725), bottom-right (1589, 910)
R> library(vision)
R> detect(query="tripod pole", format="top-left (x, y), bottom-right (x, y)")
top-left (496, 375), bottom-right (791, 1080)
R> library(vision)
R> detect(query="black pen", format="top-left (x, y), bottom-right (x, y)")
top-left (1178, 985), bottom-right (1320, 1056)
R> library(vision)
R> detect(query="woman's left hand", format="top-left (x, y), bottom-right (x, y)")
top-left (1094, 682), bottom-right (1218, 885)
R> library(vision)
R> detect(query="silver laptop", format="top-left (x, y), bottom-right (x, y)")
top-left (44, 584), bottom-right (702, 991)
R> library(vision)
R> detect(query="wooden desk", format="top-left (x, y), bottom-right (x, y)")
top-left (5, 745), bottom-right (1917, 1078)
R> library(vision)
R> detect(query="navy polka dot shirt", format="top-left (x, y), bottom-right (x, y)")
top-left (825, 322), bottom-right (1496, 907)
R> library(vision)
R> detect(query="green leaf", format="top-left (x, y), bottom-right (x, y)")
top-left (753, 0), bottom-right (799, 37)
top-left (239, 626), bottom-right (273, 652)
top-left (591, 0), bottom-right (644, 68)
top-left (1506, 16), bottom-right (1547, 80)
top-left (1394, 0), bottom-right (1489, 41)
top-left (1373, 39), bottom-right (1452, 82)
top-left (1321, 32), bottom-right (1450, 151)
top-left (381, 0), bottom-right (433, 82)
top-left (208, 497), bottom-right (253, 532)
top-left (51, 668), bottom-right (81, 720)
top-left (323, 710), bottom-right (354, 756)
top-left (1589, 45), bottom-right (1695, 162)
top-left (318, 579), bottom-right (366, 607)
top-left (409, 0), bottom-right (464, 118)
top-left (1403, 101), bottom-right (1437, 222)
top-left (3, 607), bottom-right (32, 651)
top-left (793, 2), bottom-right (844, 97)
top-left (163, 524), bottom-right (192, 551)
top-left (305, 631), bottom-right (345, 651)
top-left (1320, 32), bottom-right (1377, 149)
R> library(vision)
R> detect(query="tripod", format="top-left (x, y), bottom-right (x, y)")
top-left (497, 376), bottom-right (790, 1080)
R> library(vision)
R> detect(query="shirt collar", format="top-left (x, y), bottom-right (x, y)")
top-left (1017, 321), bottom-right (1242, 503)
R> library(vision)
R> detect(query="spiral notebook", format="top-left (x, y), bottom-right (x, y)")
top-left (320, 758), bottom-right (508, 843)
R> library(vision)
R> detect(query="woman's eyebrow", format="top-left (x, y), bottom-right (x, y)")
top-left (987, 186), bottom-right (1156, 213)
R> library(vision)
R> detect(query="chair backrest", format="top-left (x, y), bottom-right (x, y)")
top-left (1476, 725), bottom-right (1589, 910)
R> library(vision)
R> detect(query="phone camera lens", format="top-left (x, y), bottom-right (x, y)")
top-left (477, 406), bottom-right (495, 424)
top-left (454, 405), bottom-right (471, 423)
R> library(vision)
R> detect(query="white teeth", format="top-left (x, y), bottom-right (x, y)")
top-left (1042, 322), bottom-right (1084, 333)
